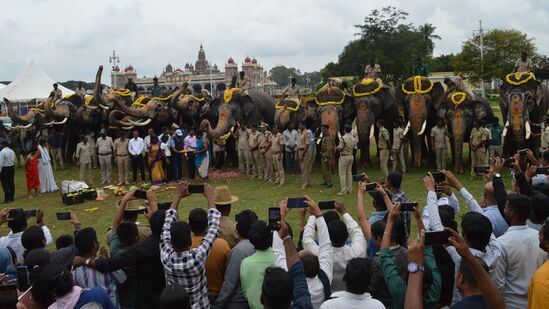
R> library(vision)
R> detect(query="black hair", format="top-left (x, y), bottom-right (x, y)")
top-left (123, 211), bottom-right (139, 222)
top-left (116, 222), bottom-right (139, 247)
top-left (369, 190), bottom-right (392, 211)
top-left (41, 263), bottom-right (73, 297)
top-left (328, 220), bottom-right (348, 247)
top-left (249, 221), bottom-right (272, 251)
top-left (543, 150), bottom-right (549, 163)
top-left (438, 205), bottom-right (458, 231)
top-left (543, 218), bottom-right (549, 242)
top-left (506, 193), bottom-right (532, 222)
top-left (262, 267), bottom-right (293, 308)
top-left (7, 208), bottom-right (27, 232)
top-left (344, 258), bottom-right (372, 294)
top-left (371, 220), bottom-right (386, 241)
top-left (55, 234), bottom-right (74, 250)
top-left (473, 119), bottom-right (482, 126)
top-left (215, 204), bottom-right (232, 216)
top-left (459, 256), bottom-right (488, 286)
top-left (236, 210), bottom-right (258, 239)
top-left (170, 221), bottom-right (192, 251)
top-left (323, 211), bottom-right (340, 224)
top-left (376, 119), bottom-right (385, 127)
top-left (344, 126), bottom-right (352, 133)
top-left (461, 212), bottom-right (492, 251)
top-left (387, 171), bottom-right (403, 190)
top-left (151, 135), bottom-right (159, 144)
top-left (291, 77), bottom-right (296, 83)
top-left (301, 251), bottom-right (320, 278)
top-left (159, 284), bottom-right (191, 309)
top-left (493, 117), bottom-right (499, 123)
top-left (530, 193), bottom-right (549, 224)
top-left (25, 249), bottom-right (53, 307)
top-left (21, 225), bottom-right (46, 259)
top-left (391, 215), bottom-right (408, 247)
top-left (189, 208), bottom-right (208, 233)
top-left (74, 227), bottom-right (98, 255)
top-left (150, 209), bottom-right (167, 234)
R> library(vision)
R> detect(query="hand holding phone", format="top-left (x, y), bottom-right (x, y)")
top-left (473, 166), bottom-right (489, 175)
top-left (318, 200), bottom-right (336, 210)
top-left (24, 209), bottom-right (37, 219)
top-left (134, 189), bottom-right (148, 199)
top-left (188, 184), bottom-right (205, 194)
top-left (56, 212), bottom-right (71, 220)
top-left (431, 172), bottom-right (446, 184)
top-left (424, 231), bottom-right (451, 246)
top-left (287, 197), bottom-right (307, 209)
top-left (352, 174), bottom-right (365, 182)
top-left (268, 207), bottom-right (281, 231)
top-left (400, 202), bottom-right (418, 212)
top-left (365, 183), bottom-right (377, 192)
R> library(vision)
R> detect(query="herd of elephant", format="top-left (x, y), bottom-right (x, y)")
top-left (5, 66), bottom-right (548, 171)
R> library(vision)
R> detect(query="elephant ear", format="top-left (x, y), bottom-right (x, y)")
top-left (498, 85), bottom-right (509, 121)
top-left (431, 82), bottom-right (445, 110)
top-left (380, 87), bottom-right (395, 111)
top-left (240, 95), bottom-right (255, 118)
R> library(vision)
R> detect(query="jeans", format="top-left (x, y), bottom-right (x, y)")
top-left (285, 150), bottom-right (298, 174)
top-left (171, 153), bottom-right (182, 181)
top-left (131, 154), bottom-right (145, 182)
top-left (0, 166), bottom-right (15, 202)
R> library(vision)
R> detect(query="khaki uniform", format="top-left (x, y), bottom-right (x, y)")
top-left (114, 138), bottom-right (130, 184)
top-left (237, 77), bottom-right (250, 94)
top-left (320, 133), bottom-right (335, 185)
top-left (282, 85), bottom-right (300, 100)
top-left (378, 127), bottom-right (391, 178)
top-left (219, 216), bottom-right (239, 248)
top-left (470, 127), bottom-right (489, 177)
top-left (337, 133), bottom-right (357, 194)
top-left (96, 136), bottom-right (114, 183)
top-left (236, 129), bottom-right (252, 174)
top-left (107, 223), bottom-right (151, 245)
top-left (541, 125), bottom-right (549, 152)
top-left (392, 127), bottom-right (406, 173)
top-left (75, 142), bottom-right (93, 183)
top-left (53, 88), bottom-right (62, 103)
top-left (431, 126), bottom-right (449, 171)
top-left (515, 58), bottom-right (532, 73)
top-left (87, 134), bottom-right (98, 168)
top-left (248, 130), bottom-right (262, 178)
top-left (259, 131), bottom-right (273, 181)
top-left (271, 133), bottom-right (285, 185)
top-left (297, 130), bottom-right (311, 186)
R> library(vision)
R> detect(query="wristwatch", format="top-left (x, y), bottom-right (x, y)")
top-left (494, 173), bottom-right (501, 178)
top-left (407, 262), bottom-right (425, 273)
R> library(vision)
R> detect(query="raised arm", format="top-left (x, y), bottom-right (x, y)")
top-left (381, 203), bottom-right (400, 249)
top-left (404, 229), bottom-right (425, 309)
top-left (356, 182), bottom-right (372, 240)
top-left (338, 202), bottom-right (366, 257)
top-left (305, 196), bottom-right (333, 281)
top-left (443, 170), bottom-right (482, 213)
top-left (113, 191), bottom-right (135, 229)
top-left (424, 174), bottom-right (444, 232)
top-left (374, 183), bottom-right (395, 212)
top-left (194, 184), bottom-right (221, 262)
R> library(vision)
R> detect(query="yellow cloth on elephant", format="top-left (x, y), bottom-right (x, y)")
top-left (147, 143), bottom-right (165, 184)
top-left (224, 88), bottom-right (242, 103)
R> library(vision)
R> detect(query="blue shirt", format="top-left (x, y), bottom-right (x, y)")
top-left (486, 124), bottom-right (504, 146)
top-left (307, 129), bottom-right (316, 151)
top-left (288, 261), bottom-right (313, 309)
top-left (368, 210), bottom-right (388, 226)
top-left (75, 287), bottom-right (117, 309)
top-left (482, 205), bottom-right (508, 237)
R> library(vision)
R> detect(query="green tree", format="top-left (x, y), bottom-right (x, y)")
top-left (429, 54), bottom-right (455, 72)
top-left (269, 65), bottom-right (302, 87)
top-left (452, 29), bottom-right (541, 82)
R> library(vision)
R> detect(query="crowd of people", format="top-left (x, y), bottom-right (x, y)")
top-left (0, 145), bottom-right (546, 308)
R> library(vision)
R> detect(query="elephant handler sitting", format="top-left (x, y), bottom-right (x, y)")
top-left (444, 75), bottom-right (475, 101)
top-left (364, 57), bottom-right (383, 84)
top-left (281, 77), bottom-right (300, 101)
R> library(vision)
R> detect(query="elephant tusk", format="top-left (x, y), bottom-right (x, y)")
top-left (171, 123), bottom-right (180, 129)
top-left (317, 132), bottom-right (323, 145)
top-left (131, 118), bottom-right (152, 127)
top-left (403, 121), bottom-right (410, 136)
top-left (44, 120), bottom-right (55, 126)
top-left (369, 124), bottom-right (375, 140)
top-left (86, 105), bottom-right (99, 110)
top-left (13, 123), bottom-right (33, 129)
top-left (418, 120), bottom-right (427, 135)
top-left (502, 121), bottom-right (509, 139)
top-left (525, 121), bottom-right (531, 139)
top-left (99, 104), bottom-right (109, 110)
top-left (52, 117), bottom-right (68, 125)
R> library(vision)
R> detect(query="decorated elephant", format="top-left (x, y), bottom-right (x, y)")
top-left (108, 93), bottom-right (175, 130)
top-left (169, 87), bottom-right (213, 128)
top-left (92, 66), bottom-right (135, 129)
top-left (352, 79), bottom-right (396, 165)
top-left (499, 72), bottom-right (549, 156)
top-left (274, 98), bottom-right (305, 130)
top-left (201, 88), bottom-right (276, 137)
top-left (441, 91), bottom-right (494, 172)
top-left (397, 76), bottom-right (445, 167)
top-left (5, 98), bottom-right (47, 130)
top-left (313, 85), bottom-right (356, 139)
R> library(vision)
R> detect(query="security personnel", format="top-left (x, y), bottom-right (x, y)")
top-left (319, 124), bottom-right (335, 189)
top-left (470, 119), bottom-right (489, 179)
top-left (337, 123), bottom-right (357, 195)
top-left (248, 124), bottom-right (262, 179)
top-left (271, 126), bottom-right (285, 186)
top-left (377, 119), bottom-right (391, 179)
top-left (297, 122), bottom-right (311, 189)
top-left (258, 124), bottom-right (273, 182)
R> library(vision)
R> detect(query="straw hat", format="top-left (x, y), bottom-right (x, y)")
top-left (214, 186), bottom-right (239, 205)
top-left (116, 199), bottom-right (146, 212)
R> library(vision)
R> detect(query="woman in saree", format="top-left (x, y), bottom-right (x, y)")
top-left (37, 138), bottom-right (58, 193)
top-left (25, 146), bottom-right (40, 198)
top-left (194, 129), bottom-right (210, 180)
top-left (147, 135), bottom-right (165, 184)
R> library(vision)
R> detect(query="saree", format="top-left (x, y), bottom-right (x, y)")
top-left (37, 145), bottom-right (58, 193)
top-left (25, 152), bottom-right (40, 191)
top-left (194, 137), bottom-right (209, 178)
top-left (148, 143), bottom-right (165, 184)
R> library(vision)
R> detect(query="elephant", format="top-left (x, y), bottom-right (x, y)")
top-left (108, 94), bottom-right (175, 131)
top-left (169, 87), bottom-right (213, 128)
top-left (313, 85), bottom-right (356, 140)
top-left (274, 98), bottom-right (305, 131)
top-left (92, 65), bottom-right (135, 129)
top-left (352, 79), bottom-right (396, 166)
top-left (5, 98), bottom-right (47, 129)
top-left (441, 91), bottom-right (494, 172)
top-left (499, 72), bottom-right (549, 156)
top-left (201, 88), bottom-right (276, 138)
top-left (396, 76), bottom-right (446, 167)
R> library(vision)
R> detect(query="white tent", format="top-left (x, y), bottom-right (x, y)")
top-left (0, 61), bottom-right (73, 101)
top-left (0, 83), bottom-right (5, 90)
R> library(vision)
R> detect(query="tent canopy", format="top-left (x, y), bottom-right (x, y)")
top-left (0, 83), bottom-right (5, 90)
top-left (0, 61), bottom-right (73, 101)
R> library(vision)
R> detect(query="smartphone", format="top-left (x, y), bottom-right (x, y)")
top-left (365, 182), bottom-right (377, 192)
top-left (287, 197), bottom-right (307, 209)
top-left (24, 209), bottom-right (37, 219)
top-left (318, 200), bottom-right (336, 210)
top-left (473, 165), bottom-right (489, 175)
top-left (536, 167), bottom-right (549, 175)
top-left (352, 174), bottom-right (364, 182)
top-left (56, 212), bottom-right (71, 221)
top-left (0, 285), bottom-right (17, 306)
top-left (503, 157), bottom-right (515, 167)
top-left (157, 202), bottom-right (172, 210)
top-left (268, 207), bottom-right (281, 231)
top-left (134, 189), bottom-right (148, 199)
top-left (424, 231), bottom-right (451, 246)
top-left (16, 266), bottom-right (29, 292)
top-left (518, 149), bottom-right (528, 156)
top-left (188, 184), bottom-right (205, 194)
top-left (431, 172), bottom-right (445, 184)
top-left (400, 202), bottom-right (418, 212)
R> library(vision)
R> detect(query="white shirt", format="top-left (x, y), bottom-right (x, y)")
top-left (128, 137), bottom-right (144, 156)
top-left (494, 225), bottom-right (548, 309)
top-left (0, 147), bottom-right (16, 172)
top-left (144, 135), bottom-right (153, 149)
top-left (273, 216), bottom-right (333, 309)
top-left (0, 226), bottom-right (53, 261)
top-left (160, 142), bottom-right (171, 157)
top-left (319, 291), bottom-right (385, 309)
top-left (304, 213), bottom-right (366, 292)
top-left (184, 135), bottom-right (197, 151)
top-left (283, 129), bottom-right (298, 152)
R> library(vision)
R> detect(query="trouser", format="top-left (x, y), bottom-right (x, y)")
top-left (0, 166), bottom-right (15, 202)
top-left (187, 153), bottom-right (196, 180)
top-left (171, 153), bottom-right (182, 181)
top-left (165, 156), bottom-right (173, 181)
top-left (216, 151), bottom-right (225, 169)
top-left (489, 145), bottom-right (503, 160)
top-left (116, 155), bottom-right (130, 184)
top-left (302, 150), bottom-right (313, 186)
top-left (379, 148), bottom-right (390, 178)
top-left (273, 152), bottom-right (285, 184)
top-left (131, 155), bottom-right (145, 182)
top-left (285, 150), bottom-right (298, 174)
top-left (91, 150), bottom-right (98, 169)
top-left (338, 155), bottom-right (353, 193)
top-left (263, 151), bottom-right (273, 181)
top-left (49, 147), bottom-right (64, 169)
top-left (471, 147), bottom-right (488, 177)
top-left (351, 148), bottom-right (358, 175)
top-left (99, 154), bottom-right (112, 182)
top-left (435, 148), bottom-right (447, 171)
top-left (79, 162), bottom-right (92, 184)
top-left (251, 150), bottom-right (262, 178)
top-left (391, 148), bottom-right (406, 173)
top-left (321, 156), bottom-right (333, 185)
top-left (238, 149), bottom-right (247, 173)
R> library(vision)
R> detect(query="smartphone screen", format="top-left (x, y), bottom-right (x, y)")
top-left (352, 174), bottom-right (364, 182)
top-left (424, 231), bottom-right (451, 246)
top-left (134, 189), bottom-right (148, 199)
top-left (268, 207), bottom-right (281, 231)
top-left (157, 202), bottom-right (171, 210)
top-left (431, 172), bottom-right (445, 184)
top-left (318, 200), bottom-right (336, 210)
top-left (16, 266), bottom-right (29, 292)
top-left (24, 210), bottom-right (37, 219)
top-left (400, 202), bottom-right (418, 212)
top-left (0, 285), bottom-right (18, 305)
top-left (473, 166), bottom-right (489, 175)
top-left (287, 197), bottom-right (307, 209)
top-left (188, 184), bottom-right (205, 194)
top-left (365, 183), bottom-right (377, 191)
top-left (56, 212), bottom-right (71, 220)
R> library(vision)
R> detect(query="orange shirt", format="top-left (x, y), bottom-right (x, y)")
top-left (191, 235), bottom-right (230, 294)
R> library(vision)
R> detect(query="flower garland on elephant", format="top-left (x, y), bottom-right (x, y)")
top-left (275, 98), bottom-right (301, 111)
top-left (401, 76), bottom-right (434, 95)
top-left (352, 78), bottom-right (383, 97)
top-left (505, 72), bottom-right (534, 86)
top-left (449, 91), bottom-right (467, 107)
top-left (223, 88), bottom-right (241, 103)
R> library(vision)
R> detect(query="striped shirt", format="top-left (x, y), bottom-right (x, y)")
top-left (72, 265), bottom-right (127, 306)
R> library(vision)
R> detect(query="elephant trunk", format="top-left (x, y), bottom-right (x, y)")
top-left (320, 105), bottom-right (339, 139)
top-left (201, 105), bottom-right (232, 138)
top-left (5, 98), bottom-right (30, 126)
top-left (94, 66), bottom-right (109, 109)
top-left (275, 108), bottom-right (291, 130)
top-left (409, 95), bottom-right (428, 167)
top-left (450, 111), bottom-right (467, 172)
top-left (44, 94), bottom-right (67, 121)
top-left (113, 97), bottom-right (147, 118)
top-left (508, 96), bottom-right (527, 142)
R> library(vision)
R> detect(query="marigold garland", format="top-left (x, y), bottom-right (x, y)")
top-left (30, 108), bottom-right (45, 113)
top-left (84, 96), bottom-right (93, 106)
top-left (111, 89), bottom-right (132, 97)
top-left (505, 72), bottom-right (534, 86)
top-left (276, 98), bottom-right (301, 111)
top-left (401, 76), bottom-right (434, 95)
top-left (224, 88), bottom-right (241, 103)
top-left (450, 92), bottom-right (467, 106)
top-left (352, 78), bottom-right (383, 97)
top-left (182, 94), bottom-right (205, 102)
top-left (315, 86), bottom-right (345, 106)
top-left (132, 96), bottom-right (148, 107)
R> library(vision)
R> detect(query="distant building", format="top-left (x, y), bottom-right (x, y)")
top-left (110, 45), bottom-right (276, 96)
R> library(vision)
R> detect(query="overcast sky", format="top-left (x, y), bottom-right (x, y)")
top-left (1, 0), bottom-right (549, 82)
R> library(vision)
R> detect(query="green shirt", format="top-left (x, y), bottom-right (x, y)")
top-left (380, 246), bottom-right (441, 309)
top-left (240, 248), bottom-right (274, 309)
top-left (412, 65), bottom-right (429, 76)
top-left (110, 231), bottom-right (137, 308)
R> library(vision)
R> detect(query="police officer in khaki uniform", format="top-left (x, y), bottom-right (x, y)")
top-left (430, 117), bottom-right (449, 171)
top-left (319, 124), bottom-right (334, 189)
top-left (234, 123), bottom-right (252, 174)
top-left (248, 124), bottom-right (262, 179)
top-left (114, 131), bottom-right (130, 185)
top-left (259, 124), bottom-right (273, 182)
top-left (377, 119), bottom-right (391, 178)
top-left (391, 119), bottom-right (406, 173)
top-left (282, 78), bottom-right (300, 100)
top-left (271, 126), bottom-right (285, 186)
top-left (75, 135), bottom-right (93, 184)
top-left (337, 123), bottom-right (357, 195)
top-left (297, 122), bottom-right (311, 189)
top-left (96, 129), bottom-right (114, 184)
top-left (470, 119), bottom-right (489, 179)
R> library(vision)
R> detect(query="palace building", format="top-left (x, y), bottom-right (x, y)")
top-left (110, 45), bottom-right (276, 96)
